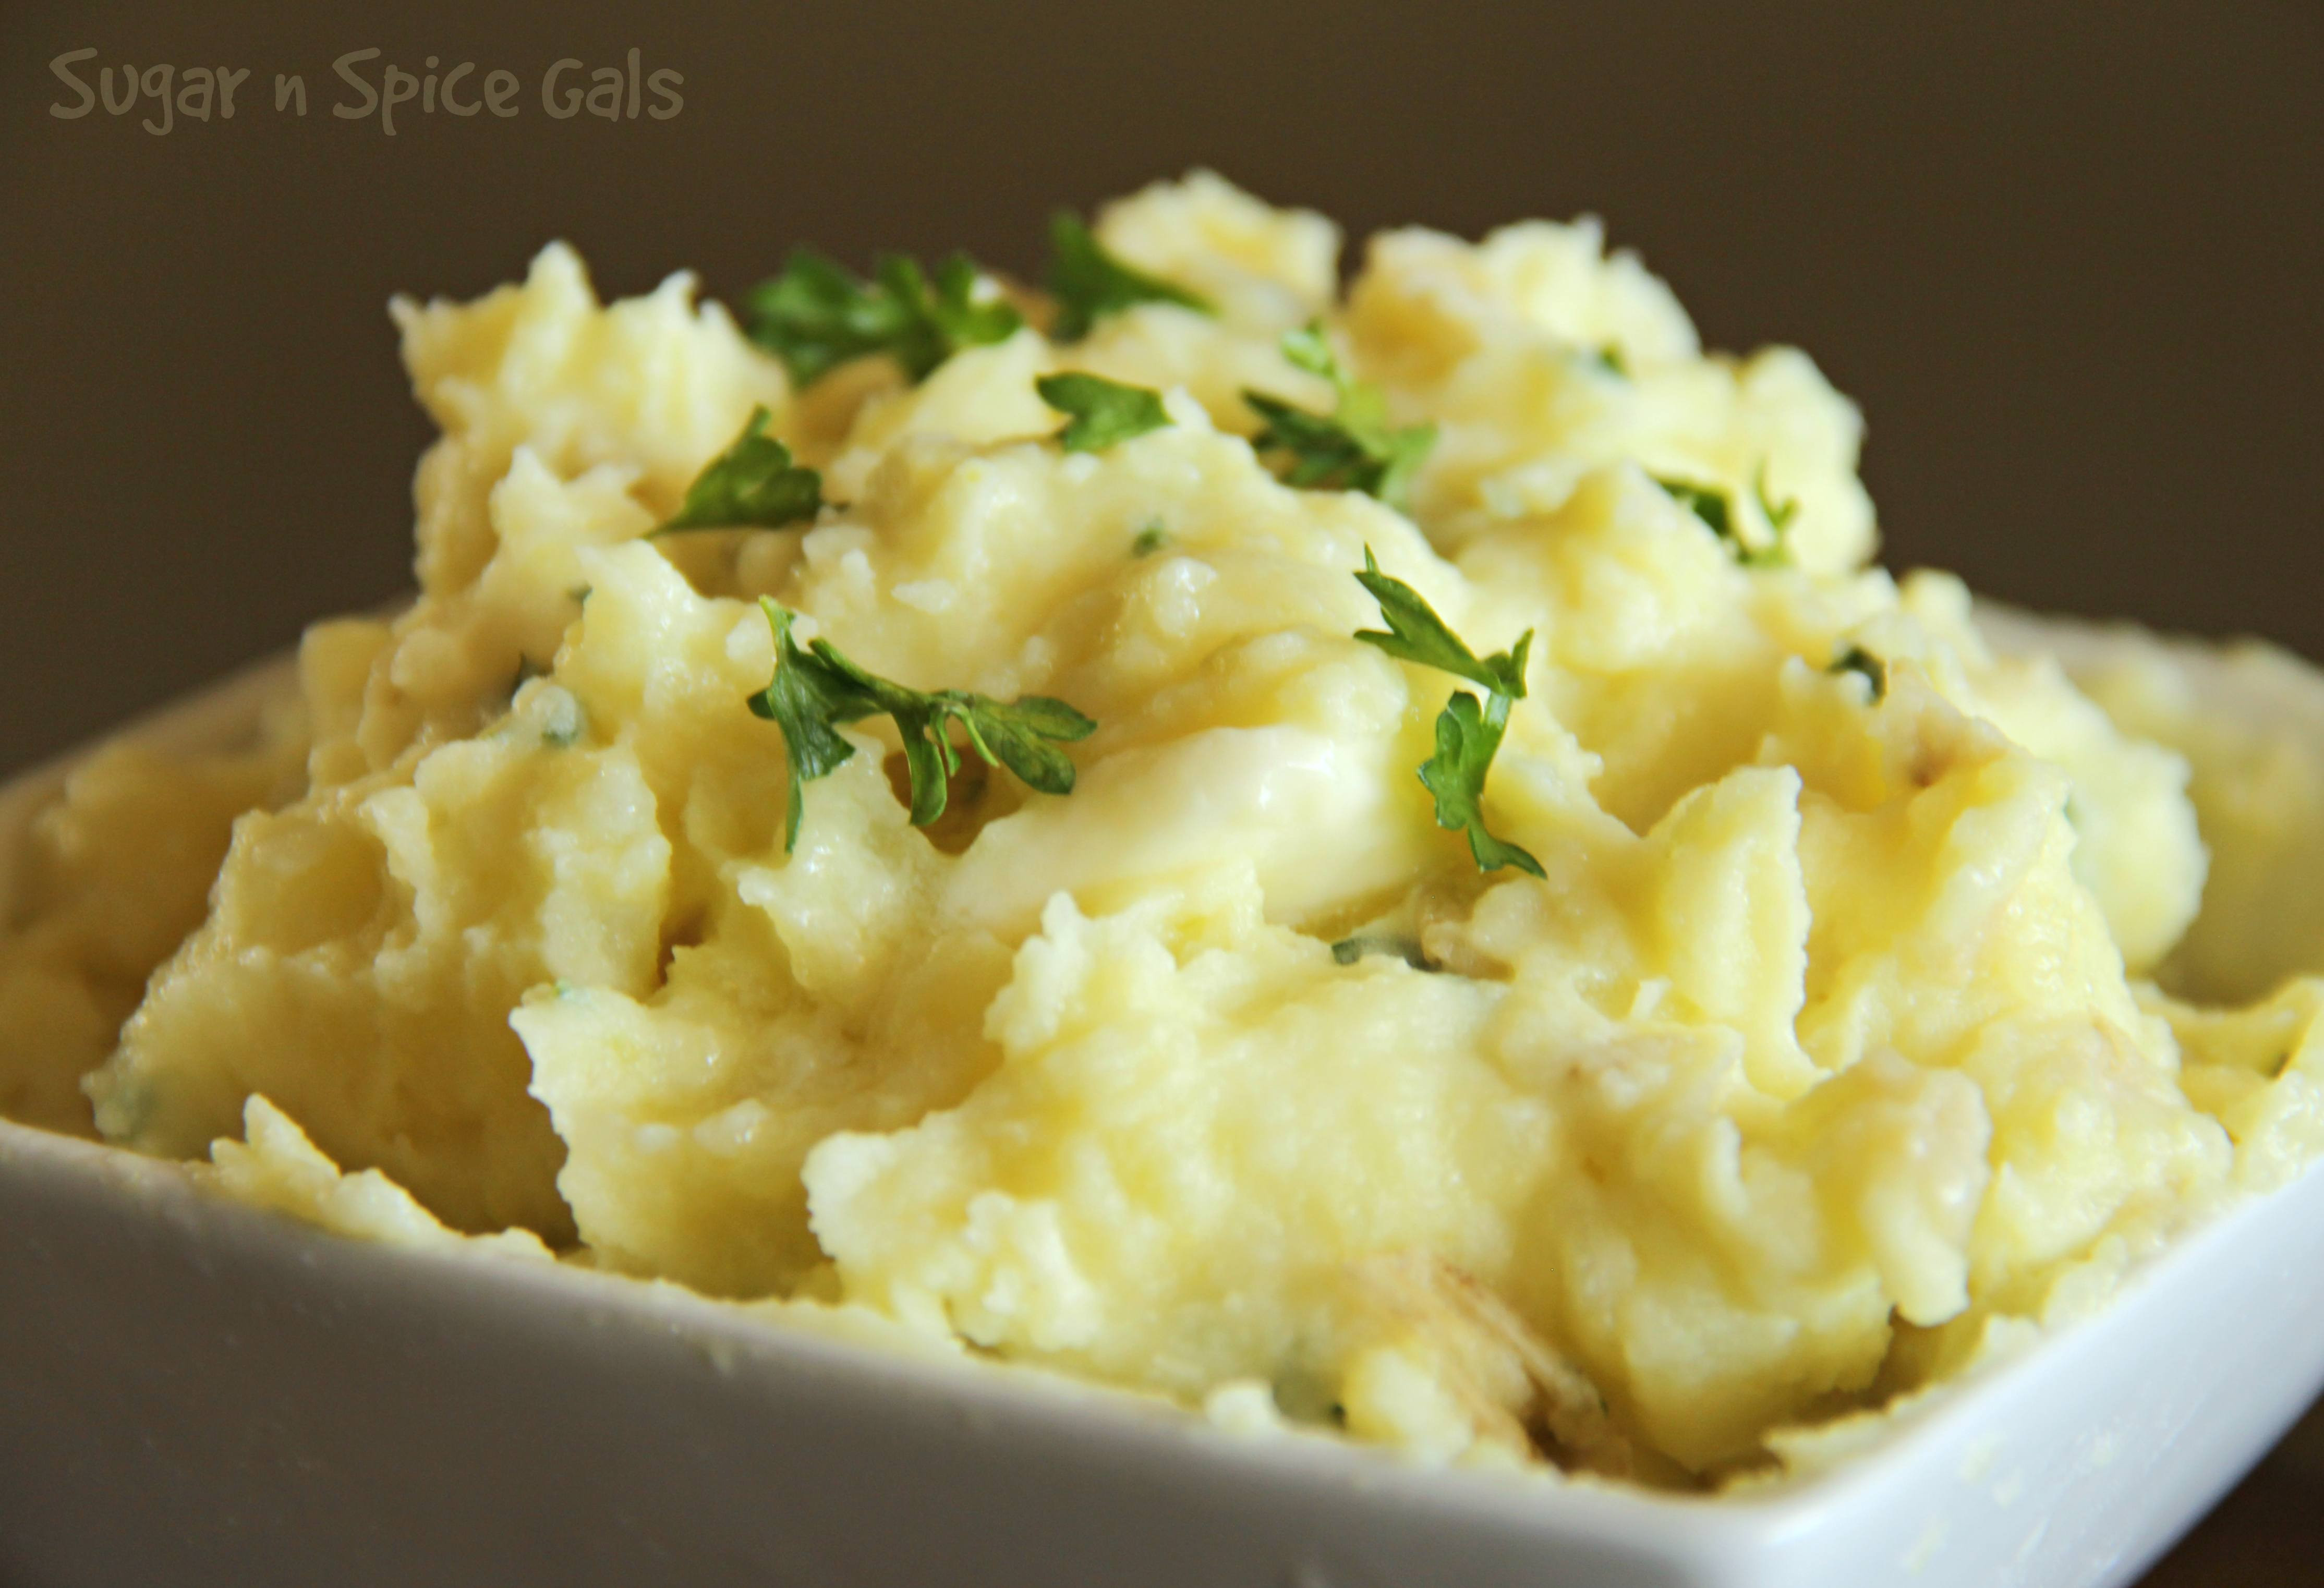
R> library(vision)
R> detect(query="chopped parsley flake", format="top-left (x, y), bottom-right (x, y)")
top-left (1330, 934), bottom-right (1433, 969)
top-left (1654, 476), bottom-right (1734, 539)
top-left (539, 689), bottom-right (588, 749)
top-left (1827, 644), bottom-right (1887, 701)
top-left (1245, 325), bottom-right (1437, 508)
top-left (653, 406), bottom-right (824, 535)
top-left (745, 250), bottom-right (1022, 389)
top-left (1353, 549), bottom-right (1543, 877)
top-left (1047, 212), bottom-right (1213, 342)
top-left (749, 599), bottom-right (1096, 851)
top-left (1653, 464), bottom-right (1798, 568)
top-left (1035, 372), bottom-right (1172, 453)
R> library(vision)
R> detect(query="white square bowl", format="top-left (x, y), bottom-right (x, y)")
top-left (4, 648), bottom-right (2321, 1588)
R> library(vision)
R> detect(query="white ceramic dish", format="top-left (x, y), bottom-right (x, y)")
top-left (5, 634), bottom-right (2322, 1588)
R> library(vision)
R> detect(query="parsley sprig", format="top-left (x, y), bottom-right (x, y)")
top-left (1353, 550), bottom-right (1544, 878)
top-left (1653, 464), bottom-right (1799, 568)
top-left (1035, 372), bottom-right (1172, 452)
top-left (1047, 212), bottom-right (1213, 341)
top-left (1827, 644), bottom-right (1887, 701)
top-left (745, 250), bottom-right (1023, 389)
top-left (749, 599), bottom-right (1096, 851)
top-left (653, 406), bottom-right (824, 535)
top-left (1245, 326), bottom-right (1437, 508)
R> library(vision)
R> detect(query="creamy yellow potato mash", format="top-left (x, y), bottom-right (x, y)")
top-left (6, 173), bottom-right (2323, 1485)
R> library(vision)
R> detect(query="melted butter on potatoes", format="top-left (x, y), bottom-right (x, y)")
top-left (8, 173), bottom-right (2324, 1484)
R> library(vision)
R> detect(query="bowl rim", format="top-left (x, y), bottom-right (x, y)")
top-left (3, 1096), bottom-right (2317, 1553)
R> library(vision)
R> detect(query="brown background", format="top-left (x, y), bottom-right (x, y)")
top-left (1, 0), bottom-right (2319, 1579)
top-left (2, 0), bottom-right (2319, 771)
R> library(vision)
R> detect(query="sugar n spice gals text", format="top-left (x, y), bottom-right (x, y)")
top-left (49, 48), bottom-right (684, 136)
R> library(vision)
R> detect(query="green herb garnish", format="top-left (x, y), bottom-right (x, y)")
top-left (1415, 693), bottom-right (1545, 878)
top-left (1245, 325), bottom-right (1437, 508)
top-left (1330, 934), bottom-right (1433, 969)
top-left (749, 598), bottom-right (1096, 851)
top-left (653, 406), bottom-right (824, 535)
top-left (1654, 476), bottom-right (1733, 539)
top-left (1827, 644), bottom-right (1886, 701)
top-left (1355, 547), bottom-right (1527, 698)
top-left (744, 250), bottom-right (1022, 389)
top-left (539, 690), bottom-right (588, 749)
top-left (1653, 465), bottom-right (1796, 568)
top-left (1035, 372), bottom-right (1172, 453)
top-left (1131, 521), bottom-right (1170, 556)
top-left (1594, 345), bottom-right (1629, 378)
top-left (1750, 465), bottom-right (1799, 567)
top-left (1352, 549), bottom-right (1543, 877)
top-left (1046, 212), bottom-right (1213, 342)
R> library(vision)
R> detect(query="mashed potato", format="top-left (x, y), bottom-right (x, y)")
top-left (5, 172), bottom-right (2322, 1485)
